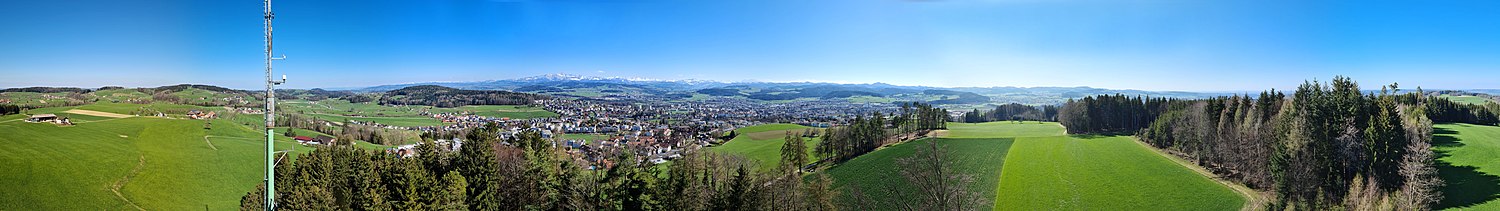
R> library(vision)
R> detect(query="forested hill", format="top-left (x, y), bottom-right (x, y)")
top-left (1055, 76), bottom-right (1500, 210)
top-left (379, 85), bottom-right (548, 107)
top-left (0, 84), bottom-right (260, 108)
top-left (0, 87), bottom-right (92, 93)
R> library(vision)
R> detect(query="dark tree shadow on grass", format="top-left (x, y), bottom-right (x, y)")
top-left (1067, 132), bottom-right (1132, 139)
top-left (1068, 134), bottom-right (1105, 139)
top-left (1436, 162), bottom-right (1500, 209)
top-left (1434, 126), bottom-right (1500, 209)
top-left (1433, 127), bottom-right (1463, 148)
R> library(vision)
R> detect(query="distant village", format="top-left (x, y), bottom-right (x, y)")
top-left (7, 87), bottom-right (906, 170)
top-left (317, 97), bottom-right (902, 170)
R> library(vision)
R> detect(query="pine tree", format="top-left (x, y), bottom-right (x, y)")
top-left (780, 131), bottom-right (808, 173)
top-left (436, 171), bottom-right (468, 210)
top-left (804, 173), bottom-right (838, 211)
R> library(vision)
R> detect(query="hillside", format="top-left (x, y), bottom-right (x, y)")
top-left (0, 106), bottom-right (312, 210)
top-left (994, 135), bottom-right (1244, 210)
top-left (0, 84), bottom-right (257, 108)
top-left (339, 74), bottom-right (1238, 105)
top-left (1432, 123), bottom-right (1500, 210)
top-left (710, 124), bottom-right (822, 171)
top-left (380, 85), bottom-right (548, 107)
top-left (820, 122), bottom-right (1244, 210)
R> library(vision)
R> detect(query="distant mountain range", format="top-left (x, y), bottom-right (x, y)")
top-left (334, 73), bottom-right (1233, 105)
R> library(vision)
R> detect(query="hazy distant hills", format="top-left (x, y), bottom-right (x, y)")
top-left (339, 74), bottom-right (1232, 105)
top-left (11, 74), bottom-right (1491, 106)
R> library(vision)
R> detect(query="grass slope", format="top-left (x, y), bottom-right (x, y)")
top-left (993, 135), bottom-right (1243, 210)
top-left (944, 122), bottom-right (1066, 138)
top-left (281, 100), bottom-right (558, 127)
top-left (307, 113), bottom-right (445, 127)
top-left (711, 124), bottom-right (821, 171)
top-left (735, 123), bottom-right (810, 133)
top-left (1433, 123), bottom-right (1500, 210)
top-left (1441, 95), bottom-right (1497, 105)
top-left (0, 112), bottom-right (310, 210)
top-left (0, 116), bottom-right (140, 210)
top-left (821, 122), bottom-right (1041, 210)
top-left (820, 122), bottom-right (1244, 210)
top-left (77, 103), bottom-right (210, 115)
top-left (459, 105), bottom-right (558, 119)
top-left (823, 137), bottom-right (1015, 209)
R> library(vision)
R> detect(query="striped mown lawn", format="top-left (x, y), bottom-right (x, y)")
top-left (993, 135), bottom-right (1244, 210)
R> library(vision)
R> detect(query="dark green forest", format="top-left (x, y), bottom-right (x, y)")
top-left (1059, 76), bottom-right (1500, 210)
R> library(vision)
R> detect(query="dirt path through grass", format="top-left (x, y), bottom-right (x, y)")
top-left (202, 136), bottom-right (218, 150)
top-left (109, 155), bottom-right (146, 211)
top-left (63, 109), bottom-right (134, 118)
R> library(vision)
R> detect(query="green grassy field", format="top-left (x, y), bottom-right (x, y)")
top-left (91, 89), bottom-right (150, 103)
top-left (735, 123), bottom-right (810, 133)
top-left (1441, 95), bottom-right (1497, 105)
top-left (993, 135), bottom-right (1243, 210)
top-left (0, 111), bottom-right (312, 210)
top-left (307, 113), bottom-right (446, 127)
top-left (58, 112), bottom-right (120, 123)
top-left (823, 137), bottom-right (1015, 209)
top-left (1433, 123), bottom-right (1500, 210)
top-left (821, 122), bottom-right (1035, 210)
top-left (820, 121), bottom-right (1244, 210)
top-left (272, 127), bottom-right (393, 151)
top-left (0, 92), bottom-right (90, 107)
top-left (457, 105), bottom-right (558, 119)
top-left (711, 124), bottom-right (823, 171)
top-left (281, 99), bottom-right (557, 127)
top-left (76, 102), bottom-right (212, 115)
top-left (944, 122), bottom-right (1066, 138)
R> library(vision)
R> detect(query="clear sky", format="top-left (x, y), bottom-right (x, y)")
top-left (2, 0), bottom-right (1498, 91)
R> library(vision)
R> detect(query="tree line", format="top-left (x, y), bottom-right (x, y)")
top-left (817, 102), bottom-right (948, 163)
top-left (272, 112), bottom-right (422, 146)
top-left (959, 103), bottom-right (1058, 123)
top-left (0, 104), bottom-right (21, 116)
top-left (379, 85), bottom-right (548, 108)
top-left (1424, 95), bottom-right (1500, 125)
top-left (241, 123), bottom-right (842, 211)
top-left (246, 118), bottom-right (989, 211)
top-left (1063, 76), bottom-right (1462, 210)
top-left (1057, 94), bottom-right (1175, 134)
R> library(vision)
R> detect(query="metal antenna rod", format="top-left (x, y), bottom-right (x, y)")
top-left (263, 0), bottom-right (286, 210)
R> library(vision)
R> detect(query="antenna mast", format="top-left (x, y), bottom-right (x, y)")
top-left (263, 0), bottom-right (286, 209)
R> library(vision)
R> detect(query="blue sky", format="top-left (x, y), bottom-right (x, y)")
top-left (1, 0), bottom-right (1498, 91)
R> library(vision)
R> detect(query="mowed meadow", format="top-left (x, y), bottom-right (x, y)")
top-left (818, 121), bottom-right (1246, 210)
top-left (1432, 123), bottom-right (1500, 210)
top-left (282, 99), bottom-right (558, 127)
top-left (709, 123), bottom-right (822, 171)
top-left (0, 105), bottom-right (312, 210)
top-left (994, 135), bottom-right (1244, 210)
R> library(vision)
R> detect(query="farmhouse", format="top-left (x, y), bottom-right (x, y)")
top-left (25, 114), bottom-right (71, 125)
top-left (26, 114), bottom-right (57, 122)
top-left (294, 135), bottom-right (336, 145)
top-left (313, 135), bottom-right (335, 145)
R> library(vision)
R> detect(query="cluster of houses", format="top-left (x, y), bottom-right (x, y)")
top-left (295, 94), bottom-right (907, 170)
top-left (186, 110), bottom-right (217, 119)
top-left (386, 139), bottom-right (464, 158)
top-left (229, 107), bottom-right (261, 114)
